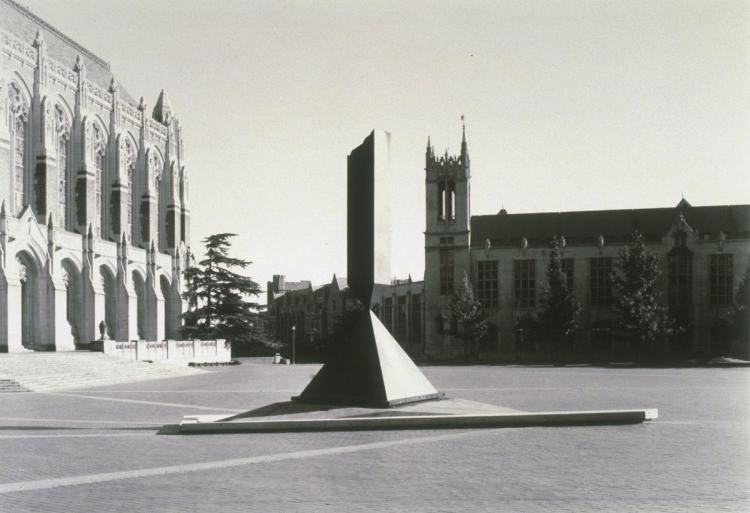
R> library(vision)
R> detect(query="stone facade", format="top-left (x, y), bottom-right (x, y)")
top-left (0, 0), bottom-right (190, 352)
top-left (267, 274), bottom-right (425, 356)
top-left (267, 275), bottom-right (348, 358)
top-left (372, 279), bottom-right (425, 353)
top-left (424, 126), bottom-right (750, 359)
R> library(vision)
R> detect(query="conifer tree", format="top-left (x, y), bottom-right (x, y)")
top-left (452, 274), bottom-right (487, 360)
top-left (181, 233), bottom-right (272, 352)
top-left (612, 231), bottom-right (672, 361)
top-left (538, 235), bottom-right (581, 363)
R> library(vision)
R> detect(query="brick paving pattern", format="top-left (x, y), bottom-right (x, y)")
top-left (0, 359), bottom-right (747, 512)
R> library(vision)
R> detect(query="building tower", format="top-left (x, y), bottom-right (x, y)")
top-left (423, 124), bottom-right (471, 358)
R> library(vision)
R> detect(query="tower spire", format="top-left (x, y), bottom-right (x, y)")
top-left (460, 115), bottom-right (469, 164)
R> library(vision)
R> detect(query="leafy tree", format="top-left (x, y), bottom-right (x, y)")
top-left (182, 233), bottom-right (276, 354)
top-left (451, 273), bottom-right (487, 360)
top-left (612, 231), bottom-right (672, 361)
top-left (538, 235), bottom-right (581, 363)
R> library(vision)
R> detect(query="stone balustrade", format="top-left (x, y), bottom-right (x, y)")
top-left (103, 339), bottom-right (231, 365)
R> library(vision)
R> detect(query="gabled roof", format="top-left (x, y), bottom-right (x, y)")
top-left (471, 202), bottom-right (750, 248)
top-left (332, 275), bottom-right (348, 290)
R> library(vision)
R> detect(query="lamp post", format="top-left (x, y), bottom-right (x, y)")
top-left (291, 324), bottom-right (296, 365)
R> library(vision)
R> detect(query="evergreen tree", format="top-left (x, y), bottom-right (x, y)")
top-left (181, 233), bottom-right (274, 353)
top-left (612, 231), bottom-right (672, 361)
top-left (538, 235), bottom-right (581, 363)
top-left (451, 274), bottom-right (488, 360)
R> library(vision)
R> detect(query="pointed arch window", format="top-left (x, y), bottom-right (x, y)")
top-left (93, 125), bottom-right (106, 237)
top-left (151, 151), bottom-right (162, 247)
top-left (55, 106), bottom-right (70, 229)
top-left (447, 181), bottom-right (456, 221)
top-left (8, 83), bottom-right (29, 216)
top-left (125, 140), bottom-right (136, 242)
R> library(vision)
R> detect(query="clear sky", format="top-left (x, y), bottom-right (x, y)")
top-left (26, 0), bottom-right (750, 299)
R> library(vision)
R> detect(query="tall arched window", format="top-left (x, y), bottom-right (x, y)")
top-left (437, 181), bottom-right (445, 220)
top-left (151, 151), bottom-right (162, 247)
top-left (93, 125), bottom-right (105, 237)
top-left (55, 106), bottom-right (70, 229)
top-left (8, 83), bottom-right (28, 216)
top-left (446, 181), bottom-right (455, 221)
top-left (125, 139), bottom-right (136, 242)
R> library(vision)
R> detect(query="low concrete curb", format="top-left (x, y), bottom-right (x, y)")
top-left (160, 408), bottom-right (658, 434)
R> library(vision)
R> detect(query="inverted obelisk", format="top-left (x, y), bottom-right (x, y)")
top-left (295, 130), bottom-right (440, 407)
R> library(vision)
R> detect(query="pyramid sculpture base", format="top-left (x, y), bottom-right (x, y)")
top-left (160, 401), bottom-right (658, 435)
top-left (293, 310), bottom-right (441, 408)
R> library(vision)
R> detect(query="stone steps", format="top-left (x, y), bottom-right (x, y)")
top-left (0, 352), bottom-right (205, 392)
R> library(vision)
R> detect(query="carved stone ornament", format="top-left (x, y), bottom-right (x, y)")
top-left (151, 151), bottom-right (162, 187)
top-left (93, 125), bottom-right (105, 157)
top-left (84, 122), bottom-right (92, 152)
top-left (15, 255), bottom-right (28, 283)
top-left (41, 102), bottom-right (52, 142)
top-left (125, 139), bottom-right (135, 170)
top-left (8, 82), bottom-right (28, 121)
top-left (55, 105), bottom-right (69, 140)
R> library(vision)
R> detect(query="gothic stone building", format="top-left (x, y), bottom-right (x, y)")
top-left (0, 0), bottom-right (190, 352)
top-left (268, 274), bottom-right (425, 358)
top-left (425, 127), bottom-right (750, 359)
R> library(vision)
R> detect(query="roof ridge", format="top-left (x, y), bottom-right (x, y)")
top-left (472, 203), bottom-right (750, 219)
top-left (2, 0), bottom-right (110, 70)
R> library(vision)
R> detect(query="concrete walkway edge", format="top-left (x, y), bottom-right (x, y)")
top-left (163, 408), bottom-right (658, 434)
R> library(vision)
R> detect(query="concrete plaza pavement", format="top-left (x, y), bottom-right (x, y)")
top-left (0, 359), bottom-right (748, 512)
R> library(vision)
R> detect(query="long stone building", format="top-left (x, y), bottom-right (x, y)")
top-left (267, 274), bottom-right (425, 358)
top-left (270, 126), bottom-right (748, 361)
top-left (0, 0), bottom-right (190, 352)
top-left (424, 126), bottom-right (750, 359)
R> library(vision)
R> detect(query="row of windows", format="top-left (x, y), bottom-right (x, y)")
top-left (379, 294), bottom-right (422, 346)
top-left (467, 255), bottom-right (737, 309)
top-left (8, 101), bottom-right (172, 246)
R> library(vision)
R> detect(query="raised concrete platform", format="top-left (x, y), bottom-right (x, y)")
top-left (160, 398), bottom-right (658, 434)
